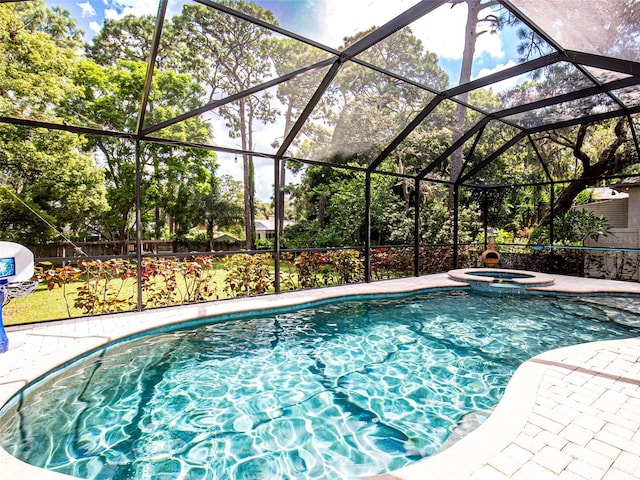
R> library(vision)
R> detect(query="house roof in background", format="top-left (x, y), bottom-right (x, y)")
top-left (589, 186), bottom-right (629, 200)
top-left (255, 219), bottom-right (295, 231)
top-left (611, 176), bottom-right (640, 190)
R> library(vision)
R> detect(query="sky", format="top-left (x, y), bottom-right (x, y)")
top-left (44, 0), bottom-right (522, 202)
top-left (49, 0), bottom-right (518, 79)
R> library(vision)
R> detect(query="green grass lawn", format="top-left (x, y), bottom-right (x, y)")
top-left (3, 269), bottom-right (231, 326)
top-left (2, 259), bottom-right (358, 326)
top-left (3, 284), bottom-right (74, 325)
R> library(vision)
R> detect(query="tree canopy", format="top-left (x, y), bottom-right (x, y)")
top-left (0, 1), bottom-right (107, 243)
top-left (1, 0), bottom-right (639, 254)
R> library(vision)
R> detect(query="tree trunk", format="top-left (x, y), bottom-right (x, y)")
top-left (537, 119), bottom-right (630, 227)
top-left (207, 218), bottom-right (214, 251)
top-left (249, 155), bottom-right (256, 248)
top-left (248, 101), bottom-right (257, 249)
top-left (397, 155), bottom-right (412, 215)
top-left (278, 102), bottom-right (295, 236)
top-left (118, 215), bottom-right (128, 255)
top-left (239, 99), bottom-right (253, 250)
top-left (154, 206), bottom-right (161, 239)
top-left (449, 0), bottom-right (483, 210)
top-left (318, 195), bottom-right (327, 226)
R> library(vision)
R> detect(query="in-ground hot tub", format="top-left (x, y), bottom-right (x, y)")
top-left (448, 268), bottom-right (555, 294)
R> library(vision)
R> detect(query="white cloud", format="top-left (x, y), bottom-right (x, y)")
top-left (78, 1), bottom-right (96, 18)
top-left (89, 21), bottom-right (101, 33)
top-left (475, 60), bottom-right (521, 92)
top-left (216, 154), bottom-right (275, 203)
top-left (410, 4), bottom-right (467, 60)
top-left (404, 2), bottom-right (504, 61)
top-left (310, 0), bottom-right (505, 65)
top-left (104, 8), bottom-right (119, 20)
top-left (477, 29), bottom-right (504, 60)
top-left (106, 2), bottom-right (153, 18)
top-left (102, 0), bottom-right (186, 20)
top-left (203, 110), bottom-right (283, 202)
top-left (318, 0), bottom-right (422, 47)
top-left (216, 154), bottom-right (243, 185)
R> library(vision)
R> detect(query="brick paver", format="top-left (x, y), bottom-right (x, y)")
top-left (475, 340), bottom-right (640, 480)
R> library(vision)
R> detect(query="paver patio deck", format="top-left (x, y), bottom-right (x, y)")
top-left (1, 272), bottom-right (640, 479)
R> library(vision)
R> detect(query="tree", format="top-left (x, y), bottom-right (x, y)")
top-left (288, 27), bottom-right (450, 245)
top-left (310, 27), bottom-right (448, 167)
top-left (88, 15), bottom-right (156, 66)
top-left (63, 59), bottom-right (216, 242)
top-left (501, 2), bottom-right (640, 230)
top-left (531, 209), bottom-right (612, 246)
top-left (0, 126), bottom-right (108, 243)
top-left (270, 38), bottom-right (328, 235)
top-left (536, 118), bottom-right (638, 227)
top-left (285, 164), bottom-right (415, 247)
top-left (85, 14), bottom-right (220, 241)
top-left (193, 174), bottom-right (244, 249)
top-left (449, 0), bottom-right (503, 208)
top-left (0, 0), bottom-right (82, 118)
top-left (172, 1), bottom-right (278, 250)
top-left (0, 1), bottom-right (108, 244)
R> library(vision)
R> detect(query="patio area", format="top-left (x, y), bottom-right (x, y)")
top-left (1, 273), bottom-right (640, 479)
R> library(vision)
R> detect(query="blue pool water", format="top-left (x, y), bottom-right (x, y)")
top-left (1, 292), bottom-right (639, 479)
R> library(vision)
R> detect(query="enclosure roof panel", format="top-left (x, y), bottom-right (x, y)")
top-left (8, 0), bottom-right (640, 186)
top-left (509, 0), bottom-right (640, 63)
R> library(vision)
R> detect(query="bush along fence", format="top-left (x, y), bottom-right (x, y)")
top-left (14, 244), bottom-right (636, 324)
top-left (466, 244), bottom-right (640, 281)
top-left (465, 245), bottom-right (584, 276)
top-left (29, 246), bottom-right (461, 321)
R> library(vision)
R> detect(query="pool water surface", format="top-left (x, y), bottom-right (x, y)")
top-left (1, 291), bottom-right (639, 479)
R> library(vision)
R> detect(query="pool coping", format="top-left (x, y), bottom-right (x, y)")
top-left (1, 271), bottom-right (640, 479)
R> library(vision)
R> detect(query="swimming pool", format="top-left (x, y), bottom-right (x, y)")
top-left (1, 291), bottom-right (639, 479)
